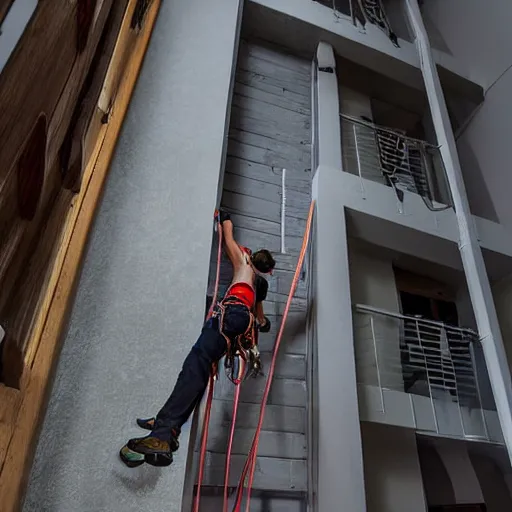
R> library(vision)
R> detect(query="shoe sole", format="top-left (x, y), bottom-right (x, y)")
top-left (119, 446), bottom-right (145, 468)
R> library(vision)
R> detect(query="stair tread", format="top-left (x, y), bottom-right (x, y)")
top-left (208, 401), bottom-right (306, 433)
top-left (202, 452), bottom-right (307, 491)
top-left (203, 428), bottom-right (307, 459)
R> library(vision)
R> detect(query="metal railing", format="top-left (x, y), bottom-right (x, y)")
top-left (353, 304), bottom-right (494, 441)
top-left (341, 114), bottom-right (452, 210)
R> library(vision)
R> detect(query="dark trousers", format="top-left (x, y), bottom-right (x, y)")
top-left (151, 304), bottom-right (250, 441)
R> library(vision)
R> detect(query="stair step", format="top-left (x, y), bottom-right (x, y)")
top-left (205, 428), bottom-right (307, 459)
top-left (259, 352), bottom-right (306, 379)
top-left (257, 312), bottom-right (308, 355)
top-left (202, 452), bottom-right (307, 491)
top-left (197, 493), bottom-right (305, 512)
top-left (214, 376), bottom-right (307, 407)
top-left (208, 401), bottom-right (306, 433)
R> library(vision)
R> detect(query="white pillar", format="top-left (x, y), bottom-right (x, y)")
top-left (406, 0), bottom-right (512, 464)
top-left (312, 42), bottom-right (366, 512)
top-left (315, 42), bottom-right (343, 169)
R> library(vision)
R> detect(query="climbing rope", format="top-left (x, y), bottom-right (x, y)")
top-left (232, 200), bottom-right (316, 512)
top-left (192, 213), bottom-right (223, 512)
top-left (195, 201), bottom-right (315, 511)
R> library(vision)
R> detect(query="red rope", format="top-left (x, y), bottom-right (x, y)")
top-left (223, 359), bottom-right (245, 512)
top-left (232, 200), bottom-right (316, 512)
top-left (193, 216), bottom-right (223, 512)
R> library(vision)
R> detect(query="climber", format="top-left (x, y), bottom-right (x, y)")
top-left (120, 210), bottom-right (275, 468)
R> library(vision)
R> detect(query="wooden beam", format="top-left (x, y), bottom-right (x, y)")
top-left (0, 1), bottom-right (161, 509)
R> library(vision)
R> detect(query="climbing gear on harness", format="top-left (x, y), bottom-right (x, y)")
top-left (214, 294), bottom-right (258, 385)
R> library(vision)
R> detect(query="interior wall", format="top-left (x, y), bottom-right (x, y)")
top-left (22, 0), bottom-right (243, 511)
top-left (349, 240), bottom-right (403, 390)
top-left (361, 423), bottom-right (427, 512)
top-left (423, 0), bottom-right (512, 225)
top-left (433, 440), bottom-right (484, 505)
top-left (491, 276), bottom-right (512, 373)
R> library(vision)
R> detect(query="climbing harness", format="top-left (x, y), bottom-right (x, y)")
top-left (193, 202), bottom-right (315, 512)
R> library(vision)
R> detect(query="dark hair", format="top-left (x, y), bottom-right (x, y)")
top-left (251, 249), bottom-right (275, 274)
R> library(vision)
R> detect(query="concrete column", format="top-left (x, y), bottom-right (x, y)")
top-left (406, 0), bottom-right (512, 465)
top-left (312, 40), bottom-right (365, 512)
top-left (313, 167), bottom-right (366, 512)
top-left (315, 42), bottom-right (343, 170)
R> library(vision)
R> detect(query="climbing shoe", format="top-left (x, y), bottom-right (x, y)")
top-left (119, 444), bottom-right (173, 468)
top-left (136, 417), bottom-right (155, 430)
top-left (127, 434), bottom-right (179, 456)
top-left (119, 445), bottom-right (145, 468)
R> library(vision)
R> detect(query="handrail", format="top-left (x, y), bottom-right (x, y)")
top-left (340, 114), bottom-right (452, 210)
top-left (354, 304), bottom-right (478, 336)
top-left (353, 303), bottom-right (492, 441)
top-left (341, 114), bottom-right (440, 149)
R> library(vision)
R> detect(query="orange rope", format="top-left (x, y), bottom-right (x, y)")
top-left (232, 200), bottom-right (315, 512)
top-left (193, 216), bottom-right (223, 512)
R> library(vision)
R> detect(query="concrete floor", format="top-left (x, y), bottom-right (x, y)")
top-left (22, 0), bottom-right (242, 510)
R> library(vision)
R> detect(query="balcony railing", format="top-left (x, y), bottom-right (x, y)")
top-left (353, 304), bottom-right (498, 442)
top-left (341, 114), bottom-right (452, 211)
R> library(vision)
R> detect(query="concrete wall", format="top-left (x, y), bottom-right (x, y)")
top-left (423, 0), bottom-right (512, 226)
top-left (361, 423), bottom-right (427, 512)
top-left (349, 241), bottom-right (403, 391)
top-left (470, 451), bottom-right (512, 512)
top-left (434, 439), bottom-right (484, 505)
top-left (23, 1), bottom-right (242, 511)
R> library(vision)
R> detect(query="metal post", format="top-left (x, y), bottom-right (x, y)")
top-left (370, 314), bottom-right (385, 413)
top-left (417, 319), bottom-right (439, 434)
top-left (353, 123), bottom-right (366, 199)
top-left (470, 342), bottom-right (490, 441)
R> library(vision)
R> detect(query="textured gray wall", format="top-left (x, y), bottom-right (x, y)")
top-left (23, 0), bottom-right (242, 510)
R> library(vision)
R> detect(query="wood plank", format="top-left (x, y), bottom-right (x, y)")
top-left (238, 54), bottom-right (311, 88)
top-left (229, 129), bottom-right (310, 164)
top-left (0, 2), bottom-right (77, 189)
top-left (229, 110), bottom-right (310, 149)
top-left (202, 452), bottom-right (307, 491)
top-left (0, 385), bottom-right (21, 472)
top-left (234, 82), bottom-right (309, 115)
top-left (207, 401), bottom-right (306, 434)
top-left (235, 69), bottom-right (310, 102)
top-left (240, 40), bottom-right (311, 75)
top-left (226, 212), bottom-right (305, 240)
top-left (226, 157), bottom-right (312, 190)
top-left (227, 141), bottom-right (310, 174)
top-left (45, 0), bottom-right (115, 172)
top-left (223, 173), bottom-right (310, 210)
top-left (62, 0), bottom-right (131, 191)
top-left (206, 428), bottom-right (307, 459)
top-left (231, 94), bottom-right (310, 127)
top-left (0, 3), bottom-right (161, 509)
top-left (214, 376), bottom-right (307, 407)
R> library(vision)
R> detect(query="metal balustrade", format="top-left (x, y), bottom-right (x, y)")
top-left (353, 304), bottom-right (495, 441)
top-left (341, 114), bottom-right (452, 210)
